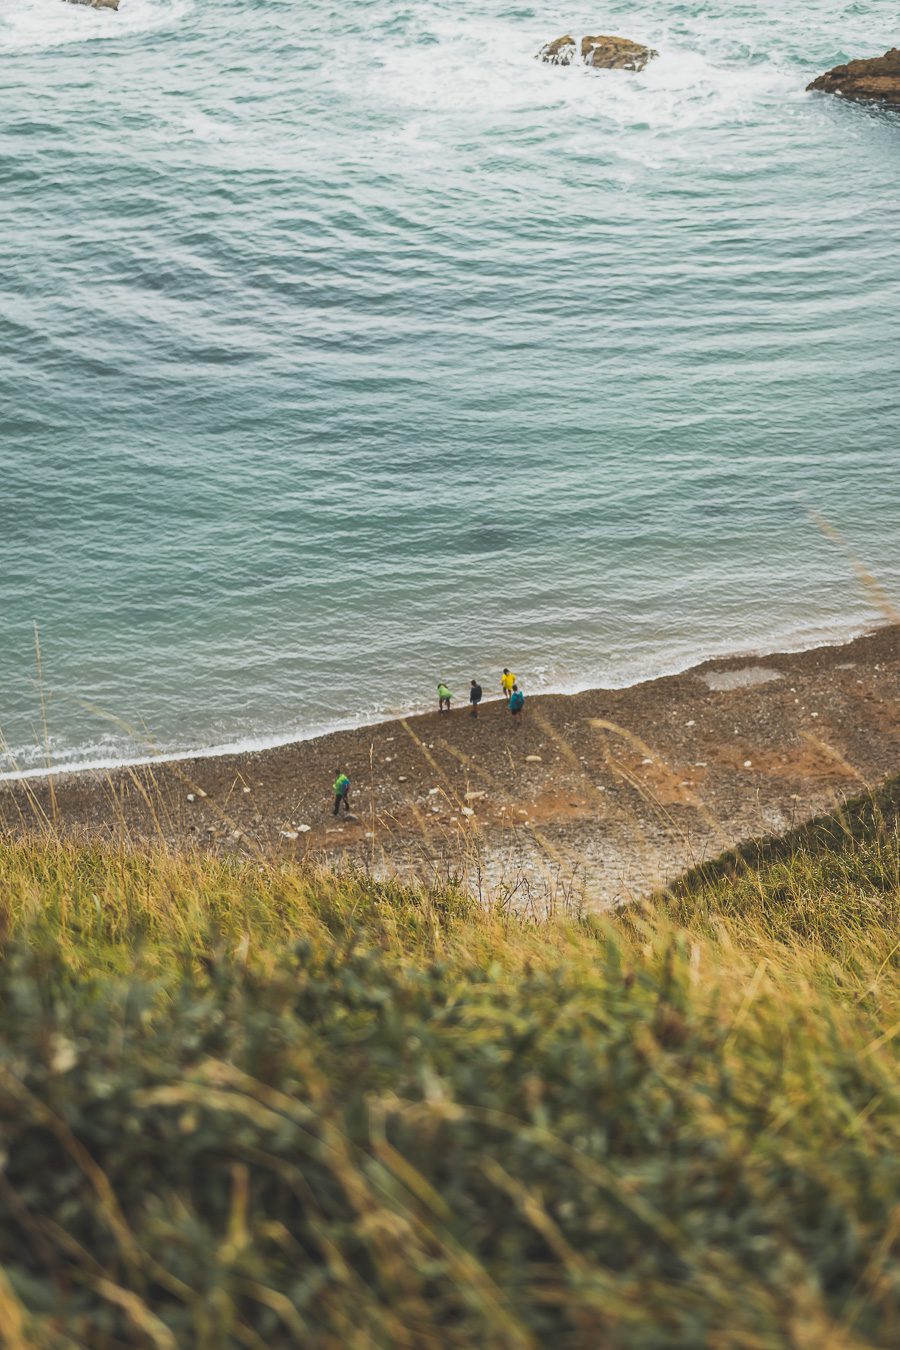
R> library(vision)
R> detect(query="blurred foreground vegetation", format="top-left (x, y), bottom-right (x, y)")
top-left (0, 783), bottom-right (898, 1347)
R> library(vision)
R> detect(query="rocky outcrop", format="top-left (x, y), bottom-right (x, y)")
top-left (807, 48), bottom-right (900, 107)
top-left (581, 35), bottom-right (658, 71)
top-left (538, 33), bottom-right (658, 72)
top-left (537, 35), bottom-right (576, 66)
top-left (64, 0), bottom-right (120, 11)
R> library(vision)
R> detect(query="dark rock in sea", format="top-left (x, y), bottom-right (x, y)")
top-left (581, 35), bottom-right (658, 71)
top-left (537, 33), bottom-right (658, 72)
top-left (807, 48), bottom-right (900, 107)
top-left (64, 0), bottom-right (120, 11)
top-left (537, 35), bottom-right (576, 66)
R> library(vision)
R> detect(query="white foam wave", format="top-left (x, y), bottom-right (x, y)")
top-left (0, 707), bottom-right (415, 782)
top-left (337, 15), bottom-right (801, 147)
top-left (0, 0), bottom-right (191, 54)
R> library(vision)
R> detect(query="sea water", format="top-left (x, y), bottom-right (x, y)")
top-left (1, 0), bottom-right (898, 774)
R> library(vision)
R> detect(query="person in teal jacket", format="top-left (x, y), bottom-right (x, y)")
top-left (333, 770), bottom-right (351, 815)
top-left (508, 685), bottom-right (525, 723)
top-left (437, 682), bottom-right (452, 713)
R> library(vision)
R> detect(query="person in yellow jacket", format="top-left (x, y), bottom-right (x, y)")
top-left (500, 668), bottom-right (516, 702)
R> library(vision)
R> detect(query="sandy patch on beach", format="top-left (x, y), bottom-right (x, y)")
top-left (701, 666), bottom-right (783, 691)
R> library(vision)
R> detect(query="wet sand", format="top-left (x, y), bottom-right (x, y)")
top-left (3, 626), bottom-right (899, 908)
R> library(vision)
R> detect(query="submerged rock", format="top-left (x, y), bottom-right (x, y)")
top-left (64, 0), bottom-right (120, 11)
top-left (538, 32), bottom-right (657, 72)
top-left (537, 35), bottom-right (576, 66)
top-left (581, 35), bottom-right (658, 72)
top-left (807, 48), bottom-right (900, 107)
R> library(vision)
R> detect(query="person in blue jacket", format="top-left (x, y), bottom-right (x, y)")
top-left (508, 684), bottom-right (524, 724)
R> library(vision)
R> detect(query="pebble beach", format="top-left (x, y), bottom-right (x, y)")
top-left (5, 625), bottom-right (898, 908)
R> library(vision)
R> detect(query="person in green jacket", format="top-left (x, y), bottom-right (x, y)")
top-left (437, 682), bottom-right (452, 713)
top-left (333, 770), bottom-right (351, 815)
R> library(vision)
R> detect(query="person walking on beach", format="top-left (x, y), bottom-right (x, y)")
top-left (500, 668), bottom-right (516, 703)
top-left (437, 682), bottom-right (453, 713)
top-left (508, 684), bottom-right (524, 724)
top-left (332, 769), bottom-right (351, 815)
top-left (469, 678), bottom-right (483, 718)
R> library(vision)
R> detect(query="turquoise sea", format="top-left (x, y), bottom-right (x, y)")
top-left (1, 1), bottom-right (899, 774)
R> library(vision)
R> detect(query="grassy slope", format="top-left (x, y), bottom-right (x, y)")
top-left (0, 786), bottom-right (897, 1347)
